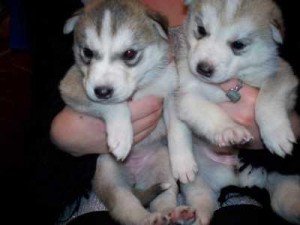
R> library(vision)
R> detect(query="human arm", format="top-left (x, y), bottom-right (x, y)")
top-left (50, 96), bottom-right (162, 156)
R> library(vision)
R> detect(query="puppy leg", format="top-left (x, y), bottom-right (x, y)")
top-left (165, 96), bottom-right (198, 183)
top-left (181, 176), bottom-right (218, 225)
top-left (140, 146), bottom-right (196, 225)
top-left (102, 103), bottom-right (133, 161)
top-left (93, 155), bottom-right (150, 225)
top-left (256, 59), bottom-right (298, 157)
top-left (266, 172), bottom-right (300, 224)
top-left (147, 147), bottom-right (178, 212)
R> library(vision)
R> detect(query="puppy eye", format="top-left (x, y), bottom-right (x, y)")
top-left (194, 26), bottom-right (207, 40)
top-left (230, 39), bottom-right (250, 55)
top-left (231, 41), bottom-right (246, 50)
top-left (83, 47), bottom-right (94, 59)
top-left (122, 49), bottom-right (137, 61)
top-left (198, 26), bottom-right (207, 37)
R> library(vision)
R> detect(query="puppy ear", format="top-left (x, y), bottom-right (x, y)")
top-left (80, 0), bottom-right (93, 5)
top-left (271, 24), bottom-right (283, 44)
top-left (270, 4), bottom-right (285, 44)
top-left (183, 0), bottom-right (195, 5)
top-left (63, 10), bottom-right (82, 34)
top-left (147, 10), bottom-right (169, 40)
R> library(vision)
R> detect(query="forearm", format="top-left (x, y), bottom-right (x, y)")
top-left (219, 80), bottom-right (300, 150)
top-left (50, 96), bottom-right (163, 157)
top-left (50, 106), bottom-right (109, 156)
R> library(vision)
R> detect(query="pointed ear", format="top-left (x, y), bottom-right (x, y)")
top-left (147, 10), bottom-right (169, 40)
top-left (63, 10), bottom-right (82, 34)
top-left (80, 0), bottom-right (94, 5)
top-left (270, 5), bottom-right (285, 44)
top-left (270, 24), bottom-right (283, 44)
top-left (183, 0), bottom-right (195, 5)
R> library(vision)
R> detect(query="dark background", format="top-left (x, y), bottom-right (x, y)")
top-left (0, 0), bottom-right (299, 224)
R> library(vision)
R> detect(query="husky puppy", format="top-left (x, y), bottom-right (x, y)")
top-left (59, 0), bottom-right (196, 224)
top-left (168, 0), bottom-right (300, 224)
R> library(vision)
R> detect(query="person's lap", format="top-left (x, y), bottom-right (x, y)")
top-left (65, 186), bottom-right (292, 225)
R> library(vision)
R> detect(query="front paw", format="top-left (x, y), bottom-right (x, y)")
top-left (239, 165), bottom-right (267, 188)
top-left (260, 122), bottom-right (296, 158)
top-left (171, 154), bottom-right (198, 183)
top-left (107, 122), bottom-right (133, 161)
top-left (213, 124), bottom-right (253, 147)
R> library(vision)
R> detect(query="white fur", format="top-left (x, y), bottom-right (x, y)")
top-left (225, 0), bottom-right (240, 21)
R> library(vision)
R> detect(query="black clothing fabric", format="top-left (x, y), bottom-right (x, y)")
top-left (22, 1), bottom-right (98, 224)
top-left (65, 187), bottom-right (293, 225)
top-left (67, 212), bottom-right (120, 225)
top-left (65, 206), bottom-right (290, 225)
top-left (239, 143), bottom-right (300, 175)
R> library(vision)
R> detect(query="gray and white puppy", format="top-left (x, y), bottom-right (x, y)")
top-left (60, 0), bottom-right (196, 224)
top-left (168, 0), bottom-right (300, 224)
top-left (170, 0), bottom-right (298, 181)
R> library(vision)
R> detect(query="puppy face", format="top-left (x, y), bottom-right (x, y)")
top-left (64, 0), bottom-right (168, 103)
top-left (184, 0), bottom-right (284, 83)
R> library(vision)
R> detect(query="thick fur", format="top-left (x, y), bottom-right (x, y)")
top-left (59, 0), bottom-right (196, 224)
top-left (169, 0), bottom-right (300, 224)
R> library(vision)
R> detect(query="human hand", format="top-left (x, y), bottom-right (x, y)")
top-left (218, 79), bottom-right (264, 149)
top-left (218, 79), bottom-right (300, 150)
top-left (50, 96), bottom-right (162, 156)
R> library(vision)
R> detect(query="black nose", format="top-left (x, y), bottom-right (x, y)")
top-left (94, 86), bottom-right (114, 99)
top-left (196, 62), bottom-right (214, 77)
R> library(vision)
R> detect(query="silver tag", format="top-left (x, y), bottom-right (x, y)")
top-left (225, 79), bottom-right (243, 103)
top-left (226, 89), bottom-right (241, 103)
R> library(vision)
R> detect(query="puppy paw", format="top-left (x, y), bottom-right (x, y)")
top-left (166, 206), bottom-right (197, 225)
top-left (213, 124), bottom-right (253, 147)
top-left (107, 122), bottom-right (133, 161)
top-left (143, 212), bottom-right (169, 225)
top-left (239, 165), bottom-right (267, 188)
top-left (171, 154), bottom-right (198, 183)
top-left (260, 122), bottom-right (296, 158)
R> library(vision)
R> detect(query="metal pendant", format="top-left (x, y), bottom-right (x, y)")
top-left (225, 79), bottom-right (243, 103)
top-left (226, 89), bottom-right (241, 103)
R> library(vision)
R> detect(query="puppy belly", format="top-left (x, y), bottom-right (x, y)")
top-left (194, 141), bottom-right (240, 191)
top-left (124, 148), bottom-right (157, 179)
top-left (124, 144), bottom-right (172, 190)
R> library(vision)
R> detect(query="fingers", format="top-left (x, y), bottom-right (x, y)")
top-left (133, 124), bottom-right (157, 144)
top-left (219, 79), bottom-right (258, 104)
top-left (218, 79), bottom-right (263, 149)
top-left (219, 79), bottom-right (240, 91)
top-left (132, 107), bottom-right (161, 144)
top-left (290, 111), bottom-right (300, 140)
top-left (129, 96), bottom-right (163, 144)
top-left (218, 79), bottom-right (258, 126)
top-left (132, 107), bottom-right (162, 133)
top-left (129, 96), bottom-right (163, 121)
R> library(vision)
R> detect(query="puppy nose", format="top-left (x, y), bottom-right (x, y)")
top-left (94, 86), bottom-right (114, 99)
top-left (196, 62), bottom-right (214, 77)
